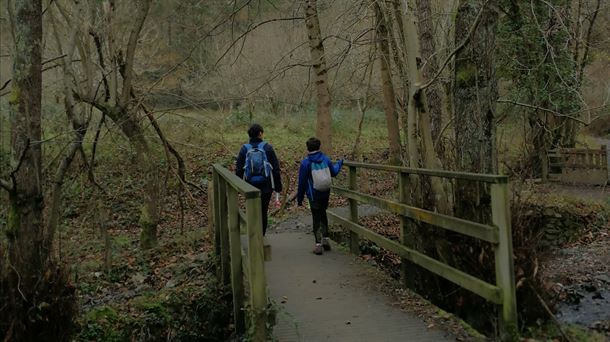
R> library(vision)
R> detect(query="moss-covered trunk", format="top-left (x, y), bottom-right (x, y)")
top-left (7, 0), bottom-right (45, 286)
top-left (114, 111), bottom-right (160, 250)
top-left (454, 0), bottom-right (498, 221)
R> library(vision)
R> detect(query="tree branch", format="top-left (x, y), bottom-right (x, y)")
top-left (419, 0), bottom-right (490, 91)
top-left (0, 178), bottom-right (12, 192)
top-left (119, 0), bottom-right (151, 107)
top-left (0, 54), bottom-right (68, 93)
top-left (497, 99), bottom-right (591, 125)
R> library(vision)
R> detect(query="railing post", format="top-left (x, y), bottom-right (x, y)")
top-left (246, 195), bottom-right (267, 341)
top-left (227, 186), bottom-right (245, 334)
top-left (541, 149), bottom-right (548, 182)
top-left (219, 178), bottom-right (231, 286)
top-left (491, 182), bottom-right (518, 341)
top-left (348, 165), bottom-right (360, 255)
top-left (213, 169), bottom-right (221, 257)
top-left (602, 145), bottom-right (610, 182)
top-left (398, 171), bottom-right (411, 287)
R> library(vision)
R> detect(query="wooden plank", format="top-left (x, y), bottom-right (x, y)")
top-left (328, 211), bottom-right (502, 304)
top-left (343, 161), bottom-right (508, 183)
top-left (604, 145), bottom-right (610, 181)
top-left (227, 187), bottom-right (245, 334)
top-left (491, 183), bottom-right (518, 341)
top-left (238, 210), bottom-right (247, 229)
top-left (218, 178), bottom-right (231, 286)
top-left (245, 196), bottom-right (268, 341)
top-left (348, 166), bottom-right (360, 255)
top-left (212, 171), bottom-right (221, 257)
top-left (398, 172), bottom-right (412, 286)
top-left (333, 186), bottom-right (499, 243)
top-left (263, 237), bottom-right (272, 262)
top-left (213, 164), bottom-right (260, 198)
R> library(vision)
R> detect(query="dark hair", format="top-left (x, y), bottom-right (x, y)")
top-left (247, 123), bottom-right (264, 138)
top-left (306, 137), bottom-right (321, 152)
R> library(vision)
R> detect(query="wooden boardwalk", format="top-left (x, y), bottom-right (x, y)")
top-left (266, 232), bottom-right (453, 342)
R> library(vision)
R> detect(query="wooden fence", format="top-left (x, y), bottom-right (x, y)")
top-left (211, 164), bottom-right (268, 341)
top-left (328, 161), bottom-right (518, 341)
top-left (544, 146), bottom-right (609, 185)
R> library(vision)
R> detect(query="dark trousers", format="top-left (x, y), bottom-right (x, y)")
top-left (310, 198), bottom-right (329, 243)
top-left (261, 192), bottom-right (272, 235)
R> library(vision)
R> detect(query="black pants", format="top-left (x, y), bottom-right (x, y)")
top-left (261, 192), bottom-right (272, 235)
top-left (310, 198), bottom-right (329, 243)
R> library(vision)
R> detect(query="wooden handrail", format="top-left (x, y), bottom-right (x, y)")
top-left (328, 212), bottom-right (503, 303)
top-left (213, 164), bottom-right (260, 198)
top-left (343, 160), bottom-right (509, 183)
top-left (212, 165), bottom-right (268, 341)
top-left (332, 163), bottom-right (518, 341)
top-left (333, 186), bottom-right (499, 243)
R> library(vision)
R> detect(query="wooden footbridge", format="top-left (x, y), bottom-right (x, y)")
top-left (210, 161), bottom-right (518, 341)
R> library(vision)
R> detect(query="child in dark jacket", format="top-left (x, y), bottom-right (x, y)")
top-left (297, 137), bottom-right (343, 255)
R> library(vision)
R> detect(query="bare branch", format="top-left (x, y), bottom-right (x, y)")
top-left (0, 178), bottom-right (12, 192)
top-left (214, 17), bottom-right (305, 68)
top-left (119, 0), bottom-right (152, 107)
top-left (497, 99), bottom-right (591, 125)
top-left (419, 0), bottom-right (490, 91)
top-left (0, 54), bottom-right (68, 93)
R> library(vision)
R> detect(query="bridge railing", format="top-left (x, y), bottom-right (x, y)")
top-left (328, 161), bottom-right (517, 341)
top-left (544, 145), bottom-right (609, 185)
top-left (211, 164), bottom-right (267, 340)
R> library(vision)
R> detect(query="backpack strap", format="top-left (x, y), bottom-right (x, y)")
top-left (244, 143), bottom-right (253, 151)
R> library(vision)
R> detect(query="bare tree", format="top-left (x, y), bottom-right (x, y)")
top-left (374, 0), bottom-right (402, 165)
top-left (305, 0), bottom-right (333, 154)
top-left (68, 0), bottom-right (161, 249)
top-left (2, 0), bottom-right (45, 287)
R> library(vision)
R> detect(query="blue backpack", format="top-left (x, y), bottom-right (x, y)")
top-left (243, 142), bottom-right (275, 189)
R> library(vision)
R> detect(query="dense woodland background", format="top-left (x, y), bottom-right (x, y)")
top-left (0, 0), bottom-right (609, 341)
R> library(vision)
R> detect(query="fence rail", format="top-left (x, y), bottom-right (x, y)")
top-left (328, 161), bottom-right (518, 341)
top-left (544, 146), bottom-right (609, 185)
top-left (211, 164), bottom-right (268, 341)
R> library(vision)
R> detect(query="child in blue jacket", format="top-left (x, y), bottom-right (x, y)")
top-left (297, 137), bottom-right (343, 255)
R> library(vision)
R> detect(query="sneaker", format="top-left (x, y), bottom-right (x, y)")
top-left (313, 243), bottom-right (323, 255)
top-left (322, 237), bottom-right (331, 251)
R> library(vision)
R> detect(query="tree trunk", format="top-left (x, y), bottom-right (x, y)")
top-left (402, 0), bottom-right (451, 214)
top-left (7, 0), bottom-right (45, 288)
top-left (415, 0), bottom-right (444, 144)
top-left (305, 0), bottom-right (333, 154)
top-left (374, 1), bottom-right (402, 165)
top-left (110, 109), bottom-right (160, 249)
top-left (454, 0), bottom-right (498, 221)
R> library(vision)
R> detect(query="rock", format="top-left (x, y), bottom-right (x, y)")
top-left (595, 274), bottom-right (610, 284)
top-left (131, 273), bottom-right (146, 284)
top-left (194, 253), bottom-right (208, 262)
top-left (135, 284), bottom-right (151, 293)
top-left (584, 284), bottom-right (597, 292)
top-left (165, 279), bottom-right (177, 288)
top-left (122, 290), bottom-right (136, 300)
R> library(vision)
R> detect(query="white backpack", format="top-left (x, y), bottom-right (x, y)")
top-left (311, 160), bottom-right (331, 191)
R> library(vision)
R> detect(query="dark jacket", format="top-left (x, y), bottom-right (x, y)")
top-left (236, 138), bottom-right (282, 194)
top-left (297, 151), bottom-right (343, 205)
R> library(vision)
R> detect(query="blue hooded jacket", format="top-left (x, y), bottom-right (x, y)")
top-left (297, 151), bottom-right (343, 205)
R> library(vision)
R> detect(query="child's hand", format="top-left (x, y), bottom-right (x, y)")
top-left (274, 193), bottom-right (281, 208)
